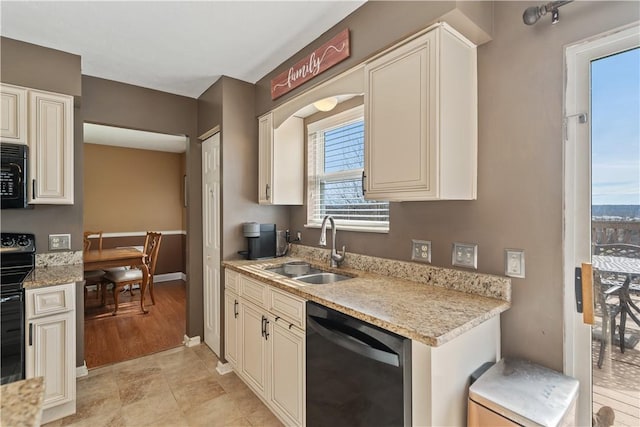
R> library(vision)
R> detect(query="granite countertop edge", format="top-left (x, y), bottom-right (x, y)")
top-left (23, 263), bottom-right (84, 290)
top-left (223, 257), bottom-right (510, 347)
top-left (0, 377), bottom-right (44, 427)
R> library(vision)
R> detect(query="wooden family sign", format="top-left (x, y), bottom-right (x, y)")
top-left (270, 28), bottom-right (350, 100)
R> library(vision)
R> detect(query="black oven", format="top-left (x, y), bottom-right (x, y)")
top-left (1, 233), bottom-right (35, 385)
top-left (1, 143), bottom-right (29, 209)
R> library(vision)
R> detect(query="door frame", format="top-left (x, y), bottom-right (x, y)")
top-left (563, 23), bottom-right (639, 426)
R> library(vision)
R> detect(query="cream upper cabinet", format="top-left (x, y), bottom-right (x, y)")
top-left (364, 24), bottom-right (477, 201)
top-left (258, 112), bottom-right (304, 205)
top-left (28, 89), bottom-right (74, 204)
top-left (1, 84), bottom-right (28, 144)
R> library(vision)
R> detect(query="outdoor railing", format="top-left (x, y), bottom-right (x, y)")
top-left (592, 219), bottom-right (640, 245)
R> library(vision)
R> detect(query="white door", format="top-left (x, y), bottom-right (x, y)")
top-left (202, 133), bottom-right (221, 356)
top-left (564, 25), bottom-right (639, 426)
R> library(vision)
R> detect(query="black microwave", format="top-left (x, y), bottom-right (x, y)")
top-left (1, 143), bottom-right (29, 209)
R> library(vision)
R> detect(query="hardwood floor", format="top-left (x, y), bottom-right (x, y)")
top-left (592, 306), bottom-right (640, 427)
top-left (84, 280), bottom-right (186, 368)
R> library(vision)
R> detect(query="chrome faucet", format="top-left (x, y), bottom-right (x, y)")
top-left (318, 215), bottom-right (346, 267)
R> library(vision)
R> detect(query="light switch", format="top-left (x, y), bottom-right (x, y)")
top-left (452, 243), bottom-right (478, 269)
top-left (505, 249), bottom-right (525, 278)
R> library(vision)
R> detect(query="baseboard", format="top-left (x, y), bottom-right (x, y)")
top-left (155, 272), bottom-right (187, 283)
top-left (76, 361), bottom-right (88, 378)
top-left (183, 334), bottom-right (201, 347)
top-left (216, 361), bottom-right (233, 375)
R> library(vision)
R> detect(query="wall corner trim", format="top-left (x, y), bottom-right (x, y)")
top-left (76, 361), bottom-right (89, 378)
top-left (183, 334), bottom-right (201, 347)
top-left (216, 361), bottom-right (233, 375)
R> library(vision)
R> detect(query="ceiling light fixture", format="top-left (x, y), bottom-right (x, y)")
top-left (313, 97), bottom-right (338, 112)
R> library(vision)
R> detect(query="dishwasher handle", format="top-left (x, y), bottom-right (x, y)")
top-left (307, 314), bottom-right (400, 367)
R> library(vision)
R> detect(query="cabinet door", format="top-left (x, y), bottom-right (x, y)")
top-left (25, 311), bottom-right (75, 409)
top-left (269, 320), bottom-right (305, 427)
top-left (239, 301), bottom-right (268, 398)
top-left (364, 31), bottom-right (437, 200)
top-left (258, 113), bottom-right (273, 205)
top-left (0, 84), bottom-right (27, 144)
top-left (28, 90), bottom-right (74, 204)
top-left (224, 291), bottom-right (240, 369)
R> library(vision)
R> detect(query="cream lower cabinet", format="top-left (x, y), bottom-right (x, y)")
top-left (364, 23), bottom-right (477, 201)
top-left (25, 282), bottom-right (76, 424)
top-left (224, 269), bottom-right (305, 426)
top-left (269, 316), bottom-right (305, 426)
top-left (239, 300), bottom-right (269, 397)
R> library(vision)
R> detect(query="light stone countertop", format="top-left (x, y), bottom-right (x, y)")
top-left (0, 377), bottom-right (44, 427)
top-left (23, 263), bottom-right (84, 290)
top-left (224, 251), bottom-right (511, 347)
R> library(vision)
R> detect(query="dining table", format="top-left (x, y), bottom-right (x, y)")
top-left (592, 254), bottom-right (640, 326)
top-left (83, 247), bottom-right (149, 314)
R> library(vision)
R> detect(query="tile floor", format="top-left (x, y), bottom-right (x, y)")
top-left (44, 345), bottom-right (283, 427)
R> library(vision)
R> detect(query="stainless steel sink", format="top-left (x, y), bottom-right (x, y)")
top-left (293, 272), bottom-right (352, 285)
top-left (265, 265), bottom-right (324, 277)
top-left (263, 263), bottom-right (353, 285)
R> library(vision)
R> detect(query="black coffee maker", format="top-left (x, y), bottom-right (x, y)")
top-left (240, 223), bottom-right (276, 260)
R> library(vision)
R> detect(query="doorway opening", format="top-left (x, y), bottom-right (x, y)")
top-left (82, 123), bottom-right (189, 368)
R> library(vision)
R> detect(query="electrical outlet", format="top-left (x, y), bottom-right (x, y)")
top-left (505, 249), bottom-right (525, 278)
top-left (49, 234), bottom-right (71, 250)
top-left (411, 240), bottom-right (431, 263)
top-left (452, 242), bottom-right (478, 269)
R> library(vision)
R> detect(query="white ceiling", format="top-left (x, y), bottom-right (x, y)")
top-left (84, 123), bottom-right (188, 153)
top-left (0, 0), bottom-right (366, 98)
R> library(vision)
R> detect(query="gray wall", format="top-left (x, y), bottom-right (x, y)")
top-left (0, 37), bottom-right (83, 251)
top-left (1, 37), bottom-right (85, 364)
top-left (198, 76), bottom-right (289, 360)
top-left (255, 1), bottom-right (480, 115)
top-left (256, 1), bottom-right (640, 371)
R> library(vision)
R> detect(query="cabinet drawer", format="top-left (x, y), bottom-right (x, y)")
top-left (239, 275), bottom-right (268, 308)
top-left (269, 288), bottom-right (305, 329)
top-left (225, 269), bottom-right (239, 293)
top-left (26, 283), bottom-right (75, 319)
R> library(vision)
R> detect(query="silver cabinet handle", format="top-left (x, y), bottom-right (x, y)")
top-left (266, 184), bottom-right (271, 201)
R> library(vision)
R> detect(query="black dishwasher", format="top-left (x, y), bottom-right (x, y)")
top-left (306, 301), bottom-right (411, 427)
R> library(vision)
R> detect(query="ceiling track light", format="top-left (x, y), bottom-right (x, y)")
top-left (523, 0), bottom-right (574, 25)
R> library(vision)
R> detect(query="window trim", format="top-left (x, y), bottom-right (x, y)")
top-left (306, 105), bottom-right (389, 232)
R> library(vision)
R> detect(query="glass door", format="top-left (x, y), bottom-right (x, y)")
top-left (564, 25), bottom-right (639, 426)
top-left (590, 46), bottom-right (640, 426)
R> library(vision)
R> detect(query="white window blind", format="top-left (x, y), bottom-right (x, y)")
top-left (307, 106), bottom-right (389, 231)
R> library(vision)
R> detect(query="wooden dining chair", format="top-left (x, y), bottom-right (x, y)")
top-left (83, 231), bottom-right (108, 305)
top-left (594, 273), bottom-right (624, 368)
top-left (103, 232), bottom-right (162, 315)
